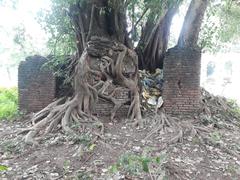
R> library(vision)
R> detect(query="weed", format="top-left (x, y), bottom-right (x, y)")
top-left (109, 150), bottom-right (167, 178)
top-left (0, 165), bottom-right (8, 171)
top-left (75, 170), bottom-right (92, 180)
top-left (0, 139), bottom-right (22, 154)
top-left (0, 87), bottom-right (19, 120)
top-left (70, 134), bottom-right (92, 145)
top-left (63, 160), bottom-right (71, 176)
top-left (226, 164), bottom-right (238, 174)
top-left (227, 99), bottom-right (240, 119)
top-left (192, 136), bottom-right (201, 144)
top-left (210, 131), bottom-right (222, 143)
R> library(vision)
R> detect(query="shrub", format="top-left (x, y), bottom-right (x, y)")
top-left (0, 87), bottom-right (18, 120)
top-left (227, 99), bottom-right (240, 119)
top-left (109, 151), bottom-right (167, 177)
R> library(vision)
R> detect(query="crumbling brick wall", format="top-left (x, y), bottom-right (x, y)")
top-left (18, 55), bottom-right (56, 112)
top-left (163, 47), bottom-right (201, 115)
top-left (18, 55), bottom-right (131, 118)
top-left (95, 87), bottom-right (130, 117)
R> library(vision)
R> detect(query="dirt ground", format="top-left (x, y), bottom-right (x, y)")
top-left (0, 110), bottom-right (240, 180)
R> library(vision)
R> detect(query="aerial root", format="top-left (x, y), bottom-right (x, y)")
top-left (22, 94), bottom-right (103, 145)
top-left (129, 92), bottom-right (143, 127)
top-left (114, 46), bottom-right (142, 127)
top-left (22, 38), bottom-right (144, 145)
top-left (145, 112), bottom-right (240, 160)
top-left (145, 112), bottom-right (172, 140)
top-left (175, 122), bottom-right (240, 160)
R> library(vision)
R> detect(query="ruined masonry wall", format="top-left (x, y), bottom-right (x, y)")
top-left (163, 47), bottom-right (201, 115)
top-left (95, 88), bottom-right (130, 117)
top-left (18, 56), bottom-right (56, 112)
top-left (18, 56), bottom-right (130, 117)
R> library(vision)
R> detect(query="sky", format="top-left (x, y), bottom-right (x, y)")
top-left (0, 0), bottom-right (50, 62)
top-left (0, 0), bottom-right (50, 86)
top-left (0, 0), bottom-right (239, 104)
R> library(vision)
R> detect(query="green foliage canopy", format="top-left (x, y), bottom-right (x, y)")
top-left (38, 0), bottom-right (240, 57)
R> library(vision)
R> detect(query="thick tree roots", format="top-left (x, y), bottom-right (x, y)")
top-left (22, 95), bottom-right (104, 145)
top-left (145, 111), bottom-right (240, 160)
top-left (22, 37), bottom-right (142, 145)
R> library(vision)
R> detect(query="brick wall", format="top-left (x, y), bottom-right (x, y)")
top-left (18, 55), bottom-right (131, 118)
top-left (94, 87), bottom-right (130, 117)
top-left (18, 55), bottom-right (56, 112)
top-left (163, 47), bottom-right (201, 115)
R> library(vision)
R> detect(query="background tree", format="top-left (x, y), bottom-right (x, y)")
top-left (135, 0), bottom-right (181, 72)
top-left (177, 0), bottom-right (208, 48)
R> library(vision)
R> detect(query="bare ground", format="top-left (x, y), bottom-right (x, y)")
top-left (1, 111), bottom-right (240, 180)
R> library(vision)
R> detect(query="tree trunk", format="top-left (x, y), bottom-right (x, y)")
top-left (23, 0), bottom-right (142, 144)
top-left (177, 0), bottom-right (208, 48)
top-left (136, 6), bottom-right (179, 72)
top-left (69, 0), bottom-right (132, 57)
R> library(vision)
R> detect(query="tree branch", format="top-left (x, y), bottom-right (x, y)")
top-left (128, 7), bottom-right (149, 36)
top-left (87, 4), bottom-right (95, 42)
top-left (124, 0), bottom-right (131, 8)
top-left (78, 14), bottom-right (86, 48)
top-left (177, 0), bottom-right (208, 48)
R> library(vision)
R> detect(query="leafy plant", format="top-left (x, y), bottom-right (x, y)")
top-left (75, 170), bottom-right (92, 180)
top-left (227, 99), bottom-right (240, 119)
top-left (109, 151), bottom-right (167, 177)
top-left (69, 133), bottom-right (92, 145)
top-left (0, 165), bottom-right (8, 171)
top-left (226, 164), bottom-right (238, 174)
top-left (63, 159), bottom-right (71, 176)
top-left (210, 131), bottom-right (222, 143)
top-left (0, 87), bottom-right (19, 120)
top-left (0, 139), bottom-right (22, 154)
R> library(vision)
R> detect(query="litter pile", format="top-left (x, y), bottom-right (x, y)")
top-left (139, 69), bottom-right (164, 112)
top-left (138, 68), bottom-right (240, 125)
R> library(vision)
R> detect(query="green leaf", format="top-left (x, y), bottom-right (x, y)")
top-left (156, 156), bottom-right (161, 164)
top-left (109, 164), bottom-right (118, 173)
top-left (88, 144), bottom-right (96, 151)
top-left (141, 159), bottom-right (150, 172)
top-left (0, 165), bottom-right (9, 171)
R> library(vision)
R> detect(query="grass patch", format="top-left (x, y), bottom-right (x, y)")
top-left (0, 87), bottom-right (18, 120)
